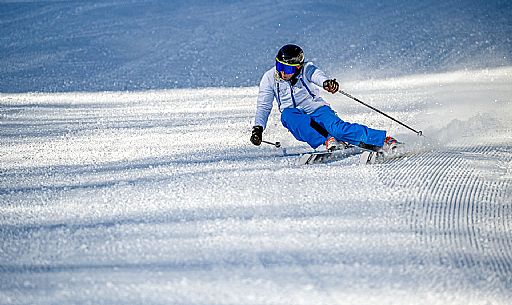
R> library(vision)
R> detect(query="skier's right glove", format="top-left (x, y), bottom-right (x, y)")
top-left (323, 79), bottom-right (339, 94)
top-left (250, 125), bottom-right (263, 146)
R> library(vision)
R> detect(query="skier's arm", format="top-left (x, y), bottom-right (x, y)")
top-left (253, 72), bottom-right (275, 129)
top-left (305, 62), bottom-right (339, 93)
top-left (305, 62), bottom-right (328, 87)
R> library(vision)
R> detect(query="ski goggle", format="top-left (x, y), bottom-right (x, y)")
top-left (275, 58), bottom-right (301, 74)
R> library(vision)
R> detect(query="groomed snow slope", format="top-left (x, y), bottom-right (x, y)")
top-left (1, 67), bottom-right (511, 304)
top-left (1, 0), bottom-right (511, 92)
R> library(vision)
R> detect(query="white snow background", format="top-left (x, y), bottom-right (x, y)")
top-left (1, 1), bottom-right (512, 305)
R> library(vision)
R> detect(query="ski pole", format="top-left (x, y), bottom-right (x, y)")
top-left (262, 140), bottom-right (281, 148)
top-left (338, 90), bottom-right (423, 136)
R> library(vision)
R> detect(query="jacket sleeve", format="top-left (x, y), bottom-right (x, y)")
top-left (304, 62), bottom-right (329, 88)
top-left (253, 72), bottom-right (275, 129)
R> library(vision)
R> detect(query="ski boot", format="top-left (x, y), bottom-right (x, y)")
top-left (325, 137), bottom-right (339, 151)
top-left (381, 136), bottom-right (399, 154)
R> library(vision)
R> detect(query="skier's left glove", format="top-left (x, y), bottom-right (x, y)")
top-left (250, 126), bottom-right (263, 146)
top-left (323, 79), bottom-right (339, 94)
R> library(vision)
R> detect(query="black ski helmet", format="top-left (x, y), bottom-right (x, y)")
top-left (276, 44), bottom-right (305, 66)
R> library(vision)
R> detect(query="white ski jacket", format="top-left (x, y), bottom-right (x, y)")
top-left (254, 62), bottom-right (330, 129)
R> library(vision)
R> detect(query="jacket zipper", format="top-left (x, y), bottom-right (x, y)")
top-left (289, 82), bottom-right (297, 108)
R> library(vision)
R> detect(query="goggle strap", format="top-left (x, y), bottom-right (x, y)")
top-left (275, 58), bottom-right (301, 67)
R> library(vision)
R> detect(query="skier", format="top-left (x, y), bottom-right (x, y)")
top-left (250, 44), bottom-right (398, 152)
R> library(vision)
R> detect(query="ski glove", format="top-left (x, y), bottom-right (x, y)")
top-left (323, 79), bottom-right (339, 94)
top-left (250, 126), bottom-right (263, 146)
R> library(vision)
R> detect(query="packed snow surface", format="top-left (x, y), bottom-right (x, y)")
top-left (0, 0), bottom-right (511, 92)
top-left (1, 67), bottom-right (511, 304)
top-left (1, 1), bottom-right (512, 304)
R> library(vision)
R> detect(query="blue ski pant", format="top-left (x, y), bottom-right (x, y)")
top-left (281, 105), bottom-right (386, 149)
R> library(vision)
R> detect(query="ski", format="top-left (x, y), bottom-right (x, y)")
top-left (298, 144), bottom-right (364, 165)
top-left (299, 142), bottom-right (409, 165)
top-left (359, 150), bottom-right (382, 164)
top-left (359, 143), bottom-right (414, 165)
